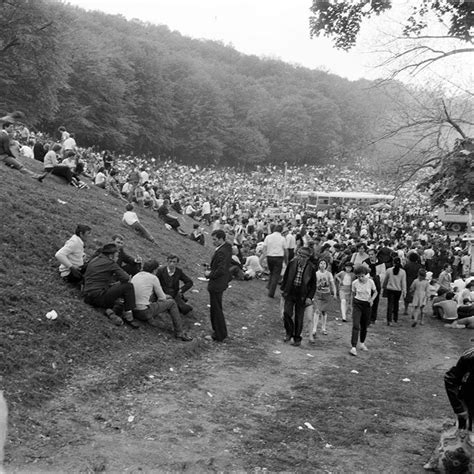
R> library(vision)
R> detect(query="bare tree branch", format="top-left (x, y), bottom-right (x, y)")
top-left (441, 99), bottom-right (467, 139)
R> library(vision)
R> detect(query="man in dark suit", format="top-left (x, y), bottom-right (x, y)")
top-left (205, 230), bottom-right (232, 342)
top-left (157, 255), bottom-right (194, 315)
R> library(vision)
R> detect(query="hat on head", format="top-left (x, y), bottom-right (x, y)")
top-left (297, 247), bottom-right (312, 257)
top-left (101, 243), bottom-right (118, 255)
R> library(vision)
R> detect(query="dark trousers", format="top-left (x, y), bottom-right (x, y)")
top-left (267, 256), bottom-right (283, 297)
top-left (209, 290), bottom-right (227, 341)
top-left (283, 293), bottom-right (305, 342)
top-left (45, 166), bottom-right (74, 183)
top-left (370, 293), bottom-right (380, 322)
top-left (386, 289), bottom-right (402, 323)
top-left (84, 283), bottom-right (135, 312)
top-left (352, 299), bottom-right (371, 347)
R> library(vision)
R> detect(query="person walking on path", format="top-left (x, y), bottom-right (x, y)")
top-left (410, 268), bottom-right (431, 327)
top-left (205, 230), bottom-right (232, 342)
top-left (262, 224), bottom-right (288, 298)
top-left (335, 261), bottom-right (355, 322)
top-left (280, 247), bottom-right (316, 347)
top-left (350, 265), bottom-right (377, 356)
top-left (310, 259), bottom-right (337, 340)
top-left (382, 257), bottom-right (406, 326)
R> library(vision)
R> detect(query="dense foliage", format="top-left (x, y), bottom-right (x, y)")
top-left (309, 0), bottom-right (474, 50)
top-left (0, 0), bottom-right (466, 173)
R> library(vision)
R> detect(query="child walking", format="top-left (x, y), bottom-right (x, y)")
top-left (335, 261), bottom-right (355, 322)
top-left (310, 259), bottom-right (336, 341)
top-left (350, 265), bottom-right (377, 356)
top-left (410, 268), bottom-right (430, 327)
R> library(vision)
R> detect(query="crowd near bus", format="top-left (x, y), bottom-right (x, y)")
top-left (1, 116), bottom-right (474, 469)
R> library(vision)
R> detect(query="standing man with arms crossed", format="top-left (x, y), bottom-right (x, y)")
top-left (205, 230), bottom-right (232, 342)
top-left (262, 224), bottom-right (288, 298)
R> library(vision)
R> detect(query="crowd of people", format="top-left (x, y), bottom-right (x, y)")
top-left (2, 120), bottom-right (472, 332)
top-left (1, 115), bottom-right (473, 469)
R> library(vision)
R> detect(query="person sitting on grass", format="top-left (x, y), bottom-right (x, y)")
top-left (55, 224), bottom-right (91, 284)
top-left (431, 287), bottom-right (448, 319)
top-left (43, 143), bottom-right (81, 187)
top-left (0, 121), bottom-right (46, 181)
top-left (112, 234), bottom-right (142, 276)
top-left (433, 292), bottom-right (458, 322)
top-left (131, 259), bottom-right (193, 341)
top-left (156, 255), bottom-right (194, 315)
top-left (243, 248), bottom-right (264, 280)
top-left (229, 245), bottom-right (246, 281)
top-left (122, 203), bottom-right (156, 244)
top-left (82, 243), bottom-right (138, 328)
top-left (157, 199), bottom-right (187, 236)
top-left (189, 223), bottom-right (205, 245)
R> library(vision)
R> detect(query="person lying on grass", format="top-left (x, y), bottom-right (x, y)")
top-left (122, 203), bottom-right (156, 244)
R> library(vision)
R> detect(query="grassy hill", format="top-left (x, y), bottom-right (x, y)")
top-left (2, 159), bottom-right (473, 472)
top-left (0, 158), bottom-right (231, 428)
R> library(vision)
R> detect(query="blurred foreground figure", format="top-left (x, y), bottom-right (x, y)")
top-left (424, 343), bottom-right (474, 472)
top-left (0, 390), bottom-right (7, 473)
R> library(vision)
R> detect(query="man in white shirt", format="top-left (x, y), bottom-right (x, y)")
top-left (122, 203), bottom-right (156, 243)
top-left (262, 224), bottom-right (288, 298)
top-left (201, 200), bottom-right (211, 225)
top-left (55, 224), bottom-right (91, 283)
top-left (131, 259), bottom-right (192, 341)
top-left (285, 227), bottom-right (296, 262)
top-left (62, 134), bottom-right (77, 157)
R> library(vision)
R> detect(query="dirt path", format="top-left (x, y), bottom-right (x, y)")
top-left (7, 291), bottom-right (467, 473)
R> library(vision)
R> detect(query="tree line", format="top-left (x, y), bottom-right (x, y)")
top-left (0, 0), bottom-right (451, 169)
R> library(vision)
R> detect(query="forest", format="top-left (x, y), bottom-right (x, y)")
top-left (1, 0), bottom-right (470, 171)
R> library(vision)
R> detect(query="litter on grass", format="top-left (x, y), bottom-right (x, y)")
top-left (128, 415), bottom-right (135, 423)
top-left (306, 353), bottom-right (314, 357)
top-left (402, 378), bottom-right (411, 382)
top-left (350, 370), bottom-right (359, 374)
top-left (57, 199), bottom-right (67, 204)
top-left (45, 310), bottom-right (58, 320)
top-left (194, 322), bottom-right (201, 326)
top-left (304, 422), bottom-right (315, 430)
top-left (207, 392), bottom-right (213, 398)
top-left (273, 351), bottom-right (281, 354)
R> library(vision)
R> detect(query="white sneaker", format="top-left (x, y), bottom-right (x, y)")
top-left (350, 347), bottom-right (357, 356)
top-left (360, 343), bottom-right (368, 351)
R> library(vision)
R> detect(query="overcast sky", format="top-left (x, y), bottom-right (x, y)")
top-left (66, 0), bottom-right (473, 90)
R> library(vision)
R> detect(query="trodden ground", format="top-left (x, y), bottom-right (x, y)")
top-left (0, 161), bottom-right (470, 473)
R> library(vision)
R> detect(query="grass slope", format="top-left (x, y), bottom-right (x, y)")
top-left (0, 161), bottom-right (215, 415)
top-left (1, 159), bottom-right (471, 472)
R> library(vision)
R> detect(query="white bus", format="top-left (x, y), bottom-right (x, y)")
top-left (293, 191), bottom-right (395, 211)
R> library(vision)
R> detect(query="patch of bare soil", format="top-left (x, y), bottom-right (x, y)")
top-left (5, 282), bottom-right (470, 473)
